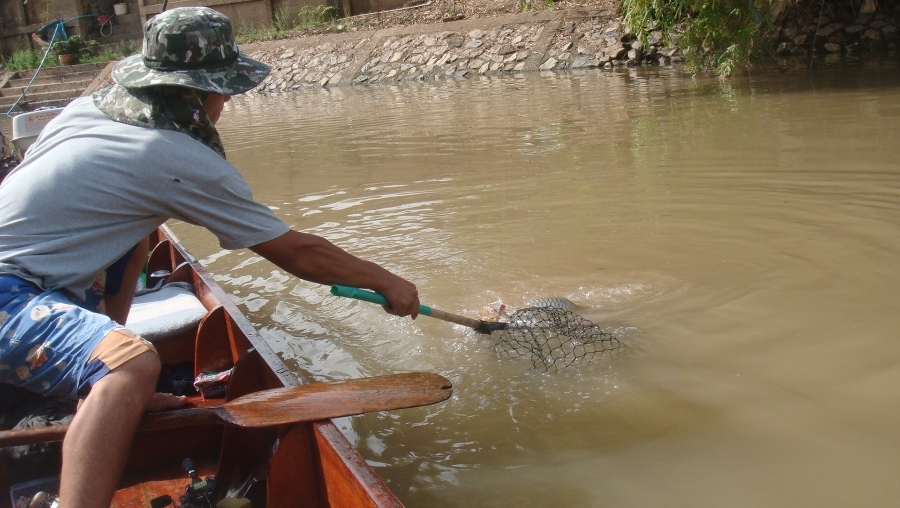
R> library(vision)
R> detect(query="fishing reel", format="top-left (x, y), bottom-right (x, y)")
top-left (179, 458), bottom-right (220, 508)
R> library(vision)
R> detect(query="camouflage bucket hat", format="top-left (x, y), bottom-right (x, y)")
top-left (112, 7), bottom-right (269, 94)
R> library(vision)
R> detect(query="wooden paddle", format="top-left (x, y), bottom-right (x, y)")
top-left (330, 285), bottom-right (508, 334)
top-left (0, 372), bottom-right (451, 447)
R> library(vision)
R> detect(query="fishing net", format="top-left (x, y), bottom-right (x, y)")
top-left (492, 307), bottom-right (624, 372)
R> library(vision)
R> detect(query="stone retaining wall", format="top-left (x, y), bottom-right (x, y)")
top-left (245, 9), bottom-right (672, 92)
top-left (774, 2), bottom-right (900, 56)
top-left (244, 4), bottom-right (899, 93)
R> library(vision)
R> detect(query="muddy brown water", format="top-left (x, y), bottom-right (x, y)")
top-left (168, 55), bottom-right (900, 507)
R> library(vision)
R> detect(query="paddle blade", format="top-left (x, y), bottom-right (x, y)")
top-left (218, 372), bottom-right (452, 427)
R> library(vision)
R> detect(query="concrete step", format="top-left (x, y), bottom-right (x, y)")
top-left (1, 89), bottom-right (82, 112)
top-left (12, 62), bottom-right (109, 80)
top-left (0, 61), bottom-right (106, 112)
top-left (0, 63), bottom-right (107, 113)
top-left (3, 71), bottom-right (100, 91)
top-left (0, 78), bottom-right (95, 99)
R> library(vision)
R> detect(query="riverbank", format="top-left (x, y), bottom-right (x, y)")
top-left (242, 1), bottom-right (899, 93)
top-left (243, 6), bottom-right (665, 92)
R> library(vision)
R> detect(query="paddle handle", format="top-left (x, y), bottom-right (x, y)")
top-left (0, 372), bottom-right (453, 446)
top-left (330, 285), bottom-right (486, 331)
top-left (0, 407), bottom-right (221, 447)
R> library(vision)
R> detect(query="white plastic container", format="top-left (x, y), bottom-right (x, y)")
top-left (11, 108), bottom-right (62, 155)
top-left (113, 2), bottom-right (127, 15)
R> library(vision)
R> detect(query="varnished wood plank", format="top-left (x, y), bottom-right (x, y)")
top-left (314, 422), bottom-right (404, 508)
top-left (267, 424), bottom-right (321, 508)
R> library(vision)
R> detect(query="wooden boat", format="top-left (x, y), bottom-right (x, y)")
top-left (0, 225), bottom-right (441, 507)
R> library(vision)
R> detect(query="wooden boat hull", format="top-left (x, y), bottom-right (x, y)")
top-left (0, 225), bottom-right (403, 507)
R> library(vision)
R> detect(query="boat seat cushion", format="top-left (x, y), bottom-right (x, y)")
top-left (125, 284), bottom-right (207, 341)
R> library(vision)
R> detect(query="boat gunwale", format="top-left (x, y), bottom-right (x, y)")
top-left (157, 225), bottom-right (405, 507)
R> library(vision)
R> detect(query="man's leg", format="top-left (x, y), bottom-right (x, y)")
top-left (59, 350), bottom-right (160, 508)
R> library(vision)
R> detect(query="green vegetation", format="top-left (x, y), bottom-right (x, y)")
top-left (272, 6), bottom-right (297, 32)
top-left (1, 39), bottom-right (137, 70)
top-left (297, 5), bottom-right (338, 29)
top-left (623, 0), bottom-right (773, 75)
top-left (2, 48), bottom-right (46, 71)
top-left (80, 40), bottom-right (139, 65)
top-left (237, 5), bottom-right (338, 43)
top-left (518, 0), bottom-right (556, 12)
top-left (52, 35), bottom-right (98, 63)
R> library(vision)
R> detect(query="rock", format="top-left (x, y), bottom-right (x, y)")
top-left (605, 43), bottom-right (627, 59)
top-left (816, 24), bottom-right (838, 37)
top-left (864, 28), bottom-right (882, 40)
top-left (824, 42), bottom-right (842, 52)
top-left (571, 55), bottom-right (597, 68)
top-left (447, 36), bottom-right (465, 48)
top-left (661, 47), bottom-right (679, 57)
top-left (539, 57), bottom-right (558, 70)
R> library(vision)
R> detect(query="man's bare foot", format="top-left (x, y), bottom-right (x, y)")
top-left (147, 392), bottom-right (188, 412)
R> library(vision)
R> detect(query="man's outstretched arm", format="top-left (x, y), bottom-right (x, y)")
top-left (250, 230), bottom-right (419, 318)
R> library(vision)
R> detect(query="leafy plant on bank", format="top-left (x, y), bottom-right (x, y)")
top-left (623, 0), bottom-right (773, 75)
top-left (52, 34), bottom-right (99, 64)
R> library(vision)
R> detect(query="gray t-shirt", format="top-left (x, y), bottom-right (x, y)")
top-left (0, 96), bottom-right (290, 298)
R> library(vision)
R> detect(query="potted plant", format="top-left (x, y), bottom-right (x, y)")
top-left (52, 35), bottom-right (98, 66)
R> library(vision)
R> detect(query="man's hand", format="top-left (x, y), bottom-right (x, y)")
top-left (377, 276), bottom-right (419, 319)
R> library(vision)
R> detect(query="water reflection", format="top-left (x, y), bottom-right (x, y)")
top-left (170, 54), bottom-right (900, 507)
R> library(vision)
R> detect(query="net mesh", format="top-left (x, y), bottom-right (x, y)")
top-left (492, 307), bottom-right (624, 371)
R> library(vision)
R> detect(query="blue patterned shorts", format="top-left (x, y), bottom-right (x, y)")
top-left (0, 275), bottom-right (120, 399)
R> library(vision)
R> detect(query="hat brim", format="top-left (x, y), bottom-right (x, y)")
top-left (112, 52), bottom-right (270, 95)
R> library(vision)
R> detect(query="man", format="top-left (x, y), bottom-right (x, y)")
top-left (0, 7), bottom-right (419, 507)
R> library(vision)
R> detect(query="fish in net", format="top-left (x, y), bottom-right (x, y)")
top-left (492, 307), bottom-right (624, 372)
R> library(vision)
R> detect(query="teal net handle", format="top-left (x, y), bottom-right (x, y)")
top-left (330, 284), bottom-right (433, 316)
top-left (329, 285), bottom-right (498, 333)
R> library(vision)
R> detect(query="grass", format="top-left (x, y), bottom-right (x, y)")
top-left (2, 48), bottom-right (47, 71)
